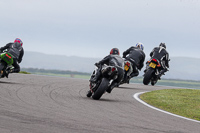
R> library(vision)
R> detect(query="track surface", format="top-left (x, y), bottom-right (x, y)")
top-left (0, 74), bottom-right (199, 133)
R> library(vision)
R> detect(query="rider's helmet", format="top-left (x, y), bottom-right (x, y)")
top-left (159, 43), bottom-right (166, 49)
top-left (136, 42), bottom-right (144, 50)
top-left (14, 38), bottom-right (23, 46)
top-left (110, 48), bottom-right (120, 55)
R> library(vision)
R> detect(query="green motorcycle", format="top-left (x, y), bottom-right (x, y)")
top-left (0, 52), bottom-right (14, 78)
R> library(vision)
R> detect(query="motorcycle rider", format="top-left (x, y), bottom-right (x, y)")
top-left (148, 43), bottom-right (169, 78)
top-left (90, 48), bottom-right (124, 93)
top-left (0, 38), bottom-right (24, 77)
top-left (122, 42), bottom-right (146, 83)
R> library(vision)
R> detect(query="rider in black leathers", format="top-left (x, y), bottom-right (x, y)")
top-left (0, 38), bottom-right (24, 77)
top-left (148, 43), bottom-right (169, 78)
top-left (90, 48), bottom-right (124, 93)
top-left (122, 43), bottom-right (145, 83)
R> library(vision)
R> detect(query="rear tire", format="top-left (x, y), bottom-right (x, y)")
top-left (143, 68), bottom-right (155, 85)
top-left (92, 78), bottom-right (109, 100)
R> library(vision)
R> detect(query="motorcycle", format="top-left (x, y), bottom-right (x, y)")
top-left (143, 58), bottom-right (162, 86)
top-left (120, 60), bottom-right (133, 84)
top-left (0, 52), bottom-right (14, 78)
top-left (87, 64), bottom-right (119, 100)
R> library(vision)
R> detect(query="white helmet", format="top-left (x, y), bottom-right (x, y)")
top-left (136, 42), bottom-right (144, 50)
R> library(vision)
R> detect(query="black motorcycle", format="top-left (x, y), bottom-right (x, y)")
top-left (143, 58), bottom-right (162, 86)
top-left (87, 64), bottom-right (119, 100)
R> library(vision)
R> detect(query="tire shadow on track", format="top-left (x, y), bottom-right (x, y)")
top-left (80, 88), bottom-right (123, 103)
top-left (117, 86), bottom-right (142, 90)
top-left (86, 97), bottom-right (121, 102)
top-left (80, 92), bottom-right (121, 103)
top-left (0, 81), bottom-right (23, 85)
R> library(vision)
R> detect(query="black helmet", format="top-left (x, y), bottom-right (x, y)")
top-left (159, 43), bottom-right (166, 49)
top-left (110, 48), bottom-right (120, 55)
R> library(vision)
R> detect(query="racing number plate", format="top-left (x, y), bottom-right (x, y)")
top-left (149, 62), bottom-right (156, 68)
top-left (124, 65), bottom-right (130, 71)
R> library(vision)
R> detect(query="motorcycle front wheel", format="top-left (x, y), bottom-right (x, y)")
top-left (0, 63), bottom-right (5, 77)
top-left (86, 90), bottom-right (92, 97)
top-left (92, 78), bottom-right (109, 100)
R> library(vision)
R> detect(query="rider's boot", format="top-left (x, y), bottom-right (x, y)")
top-left (5, 69), bottom-right (13, 78)
top-left (106, 82), bottom-right (118, 93)
top-left (151, 80), bottom-right (157, 86)
top-left (126, 76), bottom-right (131, 84)
top-left (158, 69), bottom-right (167, 79)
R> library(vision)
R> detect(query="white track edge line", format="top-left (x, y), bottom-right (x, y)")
top-left (133, 91), bottom-right (200, 123)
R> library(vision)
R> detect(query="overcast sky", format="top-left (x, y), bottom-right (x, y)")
top-left (0, 0), bottom-right (200, 58)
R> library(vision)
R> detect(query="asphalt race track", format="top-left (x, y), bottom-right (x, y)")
top-left (0, 74), bottom-right (199, 133)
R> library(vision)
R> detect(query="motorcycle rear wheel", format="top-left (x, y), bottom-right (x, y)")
top-left (143, 68), bottom-right (154, 85)
top-left (92, 78), bottom-right (109, 100)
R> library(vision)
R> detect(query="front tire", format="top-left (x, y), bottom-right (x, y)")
top-left (0, 63), bottom-right (5, 78)
top-left (143, 68), bottom-right (155, 85)
top-left (86, 90), bottom-right (92, 97)
top-left (92, 78), bottom-right (109, 100)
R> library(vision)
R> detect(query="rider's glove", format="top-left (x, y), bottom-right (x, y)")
top-left (95, 62), bottom-right (100, 67)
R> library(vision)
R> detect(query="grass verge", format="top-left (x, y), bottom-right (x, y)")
top-left (140, 89), bottom-right (200, 121)
top-left (131, 77), bottom-right (200, 89)
top-left (19, 71), bottom-right (31, 74)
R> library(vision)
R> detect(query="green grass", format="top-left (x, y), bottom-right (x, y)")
top-left (131, 77), bottom-right (200, 89)
top-left (140, 89), bottom-right (200, 121)
top-left (19, 71), bottom-right (31, 74)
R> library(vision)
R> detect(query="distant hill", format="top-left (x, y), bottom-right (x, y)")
top-left (20, 51), bottom-right (200, 81)
top-left (21, 51), bottom-right (100, 73)
top-left (165, 57), bottom-right (200, 80)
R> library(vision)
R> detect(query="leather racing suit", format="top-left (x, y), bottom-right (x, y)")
top-left (123, 46), bottom-right (145, 78)
top-left (149, 46), bottom-right (169, 76)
